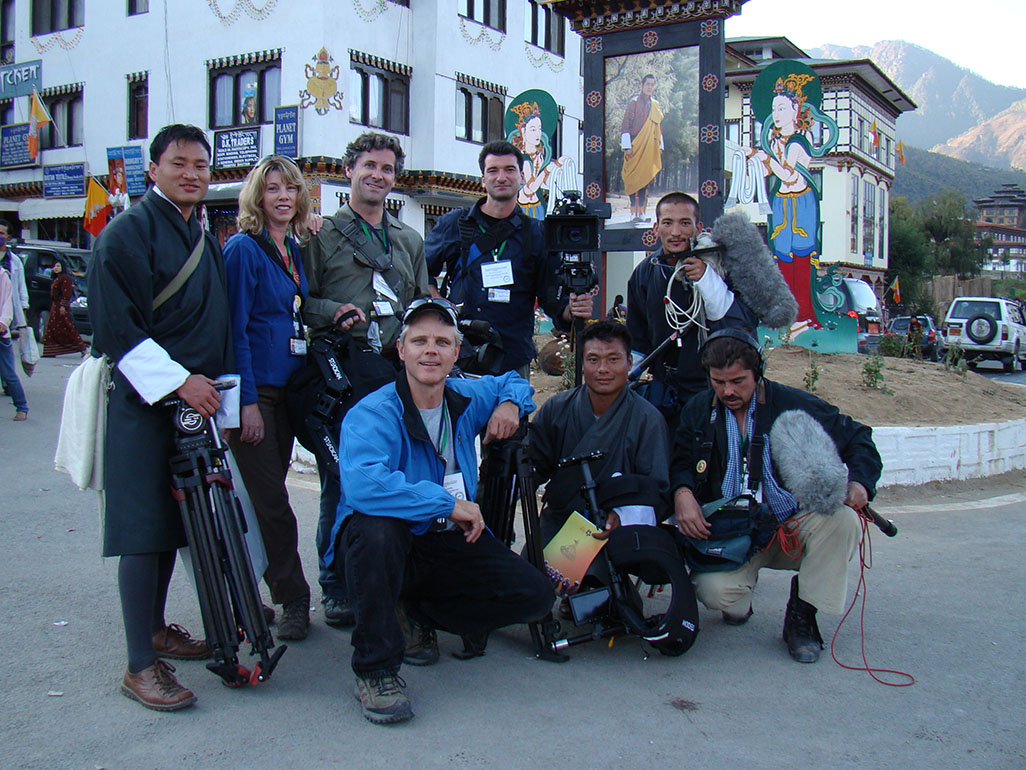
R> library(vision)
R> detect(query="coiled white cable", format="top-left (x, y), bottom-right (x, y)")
top-left (662, 232), bottom-right (717, 334)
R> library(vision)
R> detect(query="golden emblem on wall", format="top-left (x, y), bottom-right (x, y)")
top-left (300, 48), bottom-right (345, 115)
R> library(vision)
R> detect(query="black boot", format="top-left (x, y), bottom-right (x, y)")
top-left (782, 576), bottom-right (823, 663)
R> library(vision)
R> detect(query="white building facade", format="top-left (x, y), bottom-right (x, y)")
top-left (0, 0), bottom-right (583, 245)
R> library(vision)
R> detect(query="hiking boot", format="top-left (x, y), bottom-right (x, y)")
top-left (398, 605), bottom-right (439, 666)
top-left (120, 660), bottom-right (196, 712)
top-left (277, 595), bottom-right (310, 641)
top-left (323, 597), bottom-right (355, 627)
top-left (353, 673), bottom-right (413, 724)
top-left (782, 576), bottom-right (823, 663)
top-left (152, 623), bottom-right (211, 661)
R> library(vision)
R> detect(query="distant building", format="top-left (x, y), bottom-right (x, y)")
top-left (0, 1), bottom-right (582, 247)
top-left (974, 183), bottom-right (1026, 227)
top-left (723, 36), bottom-right (915, 302)
top-left (975, 220), bottom-right (1026, 276)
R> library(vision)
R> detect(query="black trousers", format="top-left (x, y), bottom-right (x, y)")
top-left (341, 513), bottom-right (554, 677)
top-left (228, 387), bottom-right (309, 604)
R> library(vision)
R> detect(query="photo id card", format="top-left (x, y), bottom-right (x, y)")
top-left (480, 259), bottom-right (514, 288)
top-left (372, 271), bottom-right (399, 302)
top-left (289, 338), bottom-right (307, 356)
top-left (373, 300), bottom-right (395, 317)
top-left (487, 287), bottom-right (511, 303)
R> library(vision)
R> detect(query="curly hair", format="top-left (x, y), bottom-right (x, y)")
top-left (236, 155), bottom-right (312, 241)
top-left (342, 131), bottom-right (405, 176)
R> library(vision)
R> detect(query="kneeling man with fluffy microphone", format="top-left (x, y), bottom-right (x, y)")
top-left (671, 329), bottom-right (882, 663)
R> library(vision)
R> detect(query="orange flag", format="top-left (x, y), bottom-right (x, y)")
top-left (27, 88), bottom-right (52, 160)
top-left (896, 140), bottom-right (905, 164)
top-left (887, 276), bottom-right (901, 305)
top-left (83, 177), bottom-right (112, 237)
top-left (869, 119), bottom-right (879, 147)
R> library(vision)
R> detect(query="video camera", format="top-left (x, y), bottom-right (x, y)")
top-left (544, 191), bottom-right (609, 295)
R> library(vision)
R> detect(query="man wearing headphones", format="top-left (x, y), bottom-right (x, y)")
top-left (670, 329), bottom-right (882, 663)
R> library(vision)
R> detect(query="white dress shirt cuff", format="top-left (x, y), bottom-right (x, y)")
top-left (117, 338), bottom-right (190, 405)
top-left (695, 267), bottom-right (734, 322)
top-left (621, 133), bottom-right (632, 150)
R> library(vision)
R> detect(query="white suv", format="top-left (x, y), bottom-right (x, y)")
top-left (943, 296), bottom-right (1026, 372)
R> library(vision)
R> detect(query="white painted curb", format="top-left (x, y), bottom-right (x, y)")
top-left (874, 417), bottom-right (1026, 487)
top-left (289, 418), bottom-right (1026, 489)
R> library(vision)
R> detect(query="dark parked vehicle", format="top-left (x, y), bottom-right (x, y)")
top-left (887, 315), bottom-right (944, 361)
top-left (16, 243), bottom-right (92, 342)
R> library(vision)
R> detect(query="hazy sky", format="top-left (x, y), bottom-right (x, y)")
top-left (725, 0), bottom-right (1025, 89)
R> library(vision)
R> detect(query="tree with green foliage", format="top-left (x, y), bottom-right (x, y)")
top-left (918, 190), bottom-right (988, 279)
top-left (886, 196), bottom-right (932, 312)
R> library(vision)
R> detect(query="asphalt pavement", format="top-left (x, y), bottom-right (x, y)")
top-left (2, 357), bottom-right (1024, 769)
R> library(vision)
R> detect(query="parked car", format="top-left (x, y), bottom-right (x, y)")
top-left (887, 315), bottom-right (945, 361)
top-left (840, 277), bottom-right (883, 354)
top-left (16, 243), bottom-right (92, 342)
top-left (942, 296), bottom-right (1026, 372)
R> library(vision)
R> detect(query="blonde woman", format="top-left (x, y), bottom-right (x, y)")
top-left (224, 155), bottom-right (312, 640)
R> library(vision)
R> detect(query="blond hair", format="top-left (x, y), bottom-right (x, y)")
top-left (236, 155), bottom-right (312, 240)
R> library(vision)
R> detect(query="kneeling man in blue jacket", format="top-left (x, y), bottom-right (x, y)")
top-left (328, 297), bottom-right (553, 724)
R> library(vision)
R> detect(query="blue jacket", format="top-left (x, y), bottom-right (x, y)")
top-left (224, 231), bottom-right (309, 405)
top-left (325, 370), bottom-right (535, 567)
top-left (424, 199), bottom-right (569, 371)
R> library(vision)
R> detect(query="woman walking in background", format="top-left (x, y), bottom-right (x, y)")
top-left (42, 259), bottom-right (87, 357)
top-left (223, 155), bottom-right (312, 641)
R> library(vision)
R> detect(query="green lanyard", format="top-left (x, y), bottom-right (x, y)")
top-left (477, 223), bottom-right (507, 261)
top-left (359, 219), bottom-right (390, 254)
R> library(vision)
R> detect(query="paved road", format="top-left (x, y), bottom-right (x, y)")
top-left (2, 358), bottom-right (1024, 769)
top-left (976, 359), bottom-right (1026, 385)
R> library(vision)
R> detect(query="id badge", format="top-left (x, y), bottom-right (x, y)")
top-left (443, 472), bottom-right (467, 501)
top-left (373, 300), bottom-right (394, 317)
top-left (481, 259), bottom-right (514, 288)
top-left (487, 287), bottom-right (511, 303)
top-left (289, 338), bottom-right (307, 356)
top-left (372, 271), bottom-right (399, 302)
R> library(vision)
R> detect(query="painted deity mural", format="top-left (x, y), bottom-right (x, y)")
top-left (505, 89), bottom-right (575, 219)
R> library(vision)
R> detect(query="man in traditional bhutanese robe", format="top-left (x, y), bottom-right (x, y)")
top-left (529, 321), bottom-right (670, 547)
top-left (88, 125), bottom-right (233, 712)
top-left (621, 74), bottom-right (664, 222)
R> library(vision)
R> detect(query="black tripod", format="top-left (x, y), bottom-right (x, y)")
top-left (164, 390), bottom-right (286, 687)
top-left (477, 422), bottom-right (567, 662)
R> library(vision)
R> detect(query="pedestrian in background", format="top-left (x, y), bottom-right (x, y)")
top-left (223, 155), bottom-right (313, 641)
top-left (42, 259), bottom-right (87, 357)
top-left (0, 263), bottom-right (29, 420)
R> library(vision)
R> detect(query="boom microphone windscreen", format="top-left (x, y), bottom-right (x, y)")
top-left (769, 409), bottom-right (848, 516)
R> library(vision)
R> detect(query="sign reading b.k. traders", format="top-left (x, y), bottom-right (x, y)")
top-left (213, 127), bottom-right (261, 170)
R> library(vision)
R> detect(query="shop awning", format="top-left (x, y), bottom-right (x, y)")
top-left (19, 197), bottom-right (87, 220)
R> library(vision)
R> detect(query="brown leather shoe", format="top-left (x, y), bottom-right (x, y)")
top-left (152, 623), bottom-right (211, 660)
top-left (120, 660), bottom-right (197, 711)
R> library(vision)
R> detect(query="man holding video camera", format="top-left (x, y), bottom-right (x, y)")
top-left (326, 297), bottom-right (551, 724)
top-left (425, 140), bottom-right (593, 378)
top-left (302, 131), bottom-right (430, 629)
top-left (626, 192), bottom-right (755, 420)
top-left (671, 329), bottom-right (881, 663)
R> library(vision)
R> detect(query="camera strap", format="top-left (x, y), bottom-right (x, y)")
top-left (338, 216), bottom-right (404, 299)
top-left (446, 209), bottom-right (523, 297)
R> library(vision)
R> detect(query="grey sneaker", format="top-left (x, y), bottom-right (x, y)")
top-left (354, 673), bottom-right (413, 724)
top-left (277, 595), bottom-right (310, 641)
top-left (398, 605), bottom-right (439, 666)
top-left (323, 597), bottom-right (355, 627)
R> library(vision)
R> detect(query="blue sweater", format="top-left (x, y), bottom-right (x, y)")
top-left (325, 370), bottom-right (535, 567)
top-left (224, 231), bottom-right (309, 405)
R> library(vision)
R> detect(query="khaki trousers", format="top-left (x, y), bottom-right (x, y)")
top-left (692, 505), bottom-right (861, 616)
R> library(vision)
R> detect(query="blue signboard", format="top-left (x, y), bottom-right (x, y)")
top-left (43, 163), bottom-right (87, 198)
top-left (0, 123), bottom-right (34, 168)
top-left (274, 105), bottom-right (299, 158)
top-left (0, 60), bottom-right (42, 100)
top-left (213, 127), bottom-right (261, 169)
top-left (123, 145), bottom-right (148, 195)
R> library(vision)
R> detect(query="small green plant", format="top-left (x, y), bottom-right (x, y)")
top-left (943, 340), bottom-right (969, 378)
top-left (803, 352), bottom-right (820, 393)
top-left (861, 353), bottom-right (893, 394)
top-left (878, 332), bottom-right (905, 358)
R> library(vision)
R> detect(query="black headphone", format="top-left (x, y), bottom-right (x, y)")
top-left (698, 328), bottom-right (765, 379)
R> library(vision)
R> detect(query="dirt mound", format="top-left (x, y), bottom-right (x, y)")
top-left (530, 335), bottom-right (1026, 427)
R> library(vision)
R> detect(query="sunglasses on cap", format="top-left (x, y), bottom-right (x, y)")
top-left (401, 297), bottom-right (460, 326)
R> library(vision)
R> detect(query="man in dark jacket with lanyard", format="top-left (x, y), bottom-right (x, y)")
top-left (424, 140), bottom-right (593, 378)
top-left (671, 329), bottom-right (882, 663)
top-left (302, 131), bottom-right (430, 629)
top-left (329, 297), bottom-right (551, 724)
top-left (627, 192), bottom-right (756, 421)
top-left (88, 124), bottom-right (233, 710)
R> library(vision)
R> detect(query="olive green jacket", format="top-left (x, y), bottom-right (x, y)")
top-left (302, 204), bottom-right (429, 348)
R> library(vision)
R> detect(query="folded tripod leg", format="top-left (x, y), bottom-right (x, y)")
top-left (166, 400), bottom-right (286, 686)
